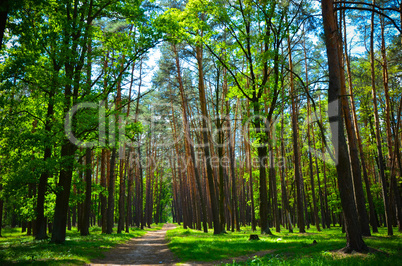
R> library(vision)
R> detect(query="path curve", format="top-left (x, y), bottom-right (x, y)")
top-left (90, 223), bottom-right (178, 266)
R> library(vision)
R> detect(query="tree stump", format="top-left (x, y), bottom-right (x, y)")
top-left (249, 234), bottom-right (260, 240)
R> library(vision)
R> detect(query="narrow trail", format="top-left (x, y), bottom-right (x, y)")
top-left (90, 223), bottom-right (178, 266)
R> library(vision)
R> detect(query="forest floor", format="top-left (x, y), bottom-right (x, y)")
top-left (0, 224), bottom-right (400, 265)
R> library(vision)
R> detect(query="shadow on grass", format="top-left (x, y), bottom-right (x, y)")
top-left (166, 226), bottom-right (401, 265)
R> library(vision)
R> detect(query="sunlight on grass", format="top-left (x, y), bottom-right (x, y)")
top-left (166, 225), bottom-right (401, 265)
top-left (0, 224), bottom-right (162, 265)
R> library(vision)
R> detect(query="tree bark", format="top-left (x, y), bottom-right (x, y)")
top-left (100, 149), bottom-right (107, 233)
top-left (216, 77), bottom-right (226, 232)
top-left (126, 150), bottom-right (133, 232)
top-left (269, 140), bottom-right (280, 232)
top-left (307, 99), bottom-right (320, 232)
top-left (321, 0), bottom-right (368, 252)
top-left (106, 148), bottom-right (116, 234)
top-left (51, 141), bottom-right (76, 243)
top-left (196, 45), bottom-right (220, 234)
top-left (35, 86), bottom-right (55, 240)
top-left (244, 105), bottom-right (256, 231)
top-left (338, 8), bottom-right (371, 236)
top-left (81, 148), bottom-right (92, 236)
top-left (391, 99), bottom-right (402, 231)
top-left (227, 99), bottom-right (240, 232)
top-left (280, 97), bottom-right (293, 233)
top-left (117, 157), bottom-right (126, 233)
top-left (343, 12), bottom-right (378, 233)
top-left (288, 30), bottom-right (305, 233)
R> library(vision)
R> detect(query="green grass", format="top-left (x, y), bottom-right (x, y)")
top-left (166, 225), bottom-right (402, 265)
top-left (0, 224), bottom-right (162, 265)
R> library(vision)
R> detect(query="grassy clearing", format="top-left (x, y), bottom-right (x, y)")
top-left (166, 225), bottom-right (401, 265)
top-left (0, 224), bottom-right (162, 265)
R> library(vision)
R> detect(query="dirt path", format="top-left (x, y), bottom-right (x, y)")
top-left (90, 223), bottom-right (179, 266)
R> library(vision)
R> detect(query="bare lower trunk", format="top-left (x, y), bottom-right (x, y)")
top-left (106, 148), bottom-right (116, 234)
top-left (51, 141), bottom-right (76, 243)
top-left (81, 148), bottom-right (92, 236)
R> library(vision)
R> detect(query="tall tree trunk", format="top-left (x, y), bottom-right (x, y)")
top-left (100, 149), bottom-right (107, 233)
top-left (269, 140), bottom-right (280, 232)
top-left (244, 106), bottom-right (256, 231)
top-left (370, 0), bottom-right (392, 236)
top-left (51, 61), bottom-right (80, 243)
top-left (307, 99), bottom-right (320, 231)
top-left (51, 141), bottom-right (76, 243)
top-left (173, 43), bottom-right (208, 233)
top-left (126, 150), bottom-right (133, 232)
top-left (303, 37), bottom-right (320, 232)
top-left (117, 157), bottom-right (126, 233)
top-left (81, 148), bottom-right (92, 236)
top-left (36, 70), bottom-right (58, 240)
top-left (343, 12), bottom-right (378, 234)
top-left (321, 0), bottom-right (368, 252)
top-left (144, 139), bottom-right (151, 227)
top-left (216, 79), bottom-right (226, 232)
top-left (319, 97), bottom-right (331, 228)
top-left (338, 9), bottom-right (371, 236)
top-left (196, 45), bottom-right (220, 234)
top-left (106, 148), bottom-right (116, 234)
top-left (170, 101), bottom-right (187, 228)
top-left (280, 99), bottom-right (293, 233)
top-left (228, 99), bottom-right (240, 232)
top-left (100, 51), bottom-right (109, 233)
top-left (256, 139), bottom-right (271, 234)
top-left (391, 99), bottom-right (402, 231)
top-left (115, 56), bottom-right (125, 234)
top-left (125, 61), bottom-right (136, 232)
top-left (138, 146), bottom-right (144, 230)
top-left (288, 30), bottom-right (305, 233)
top-left (381, 16), bottom-right (402, 232)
